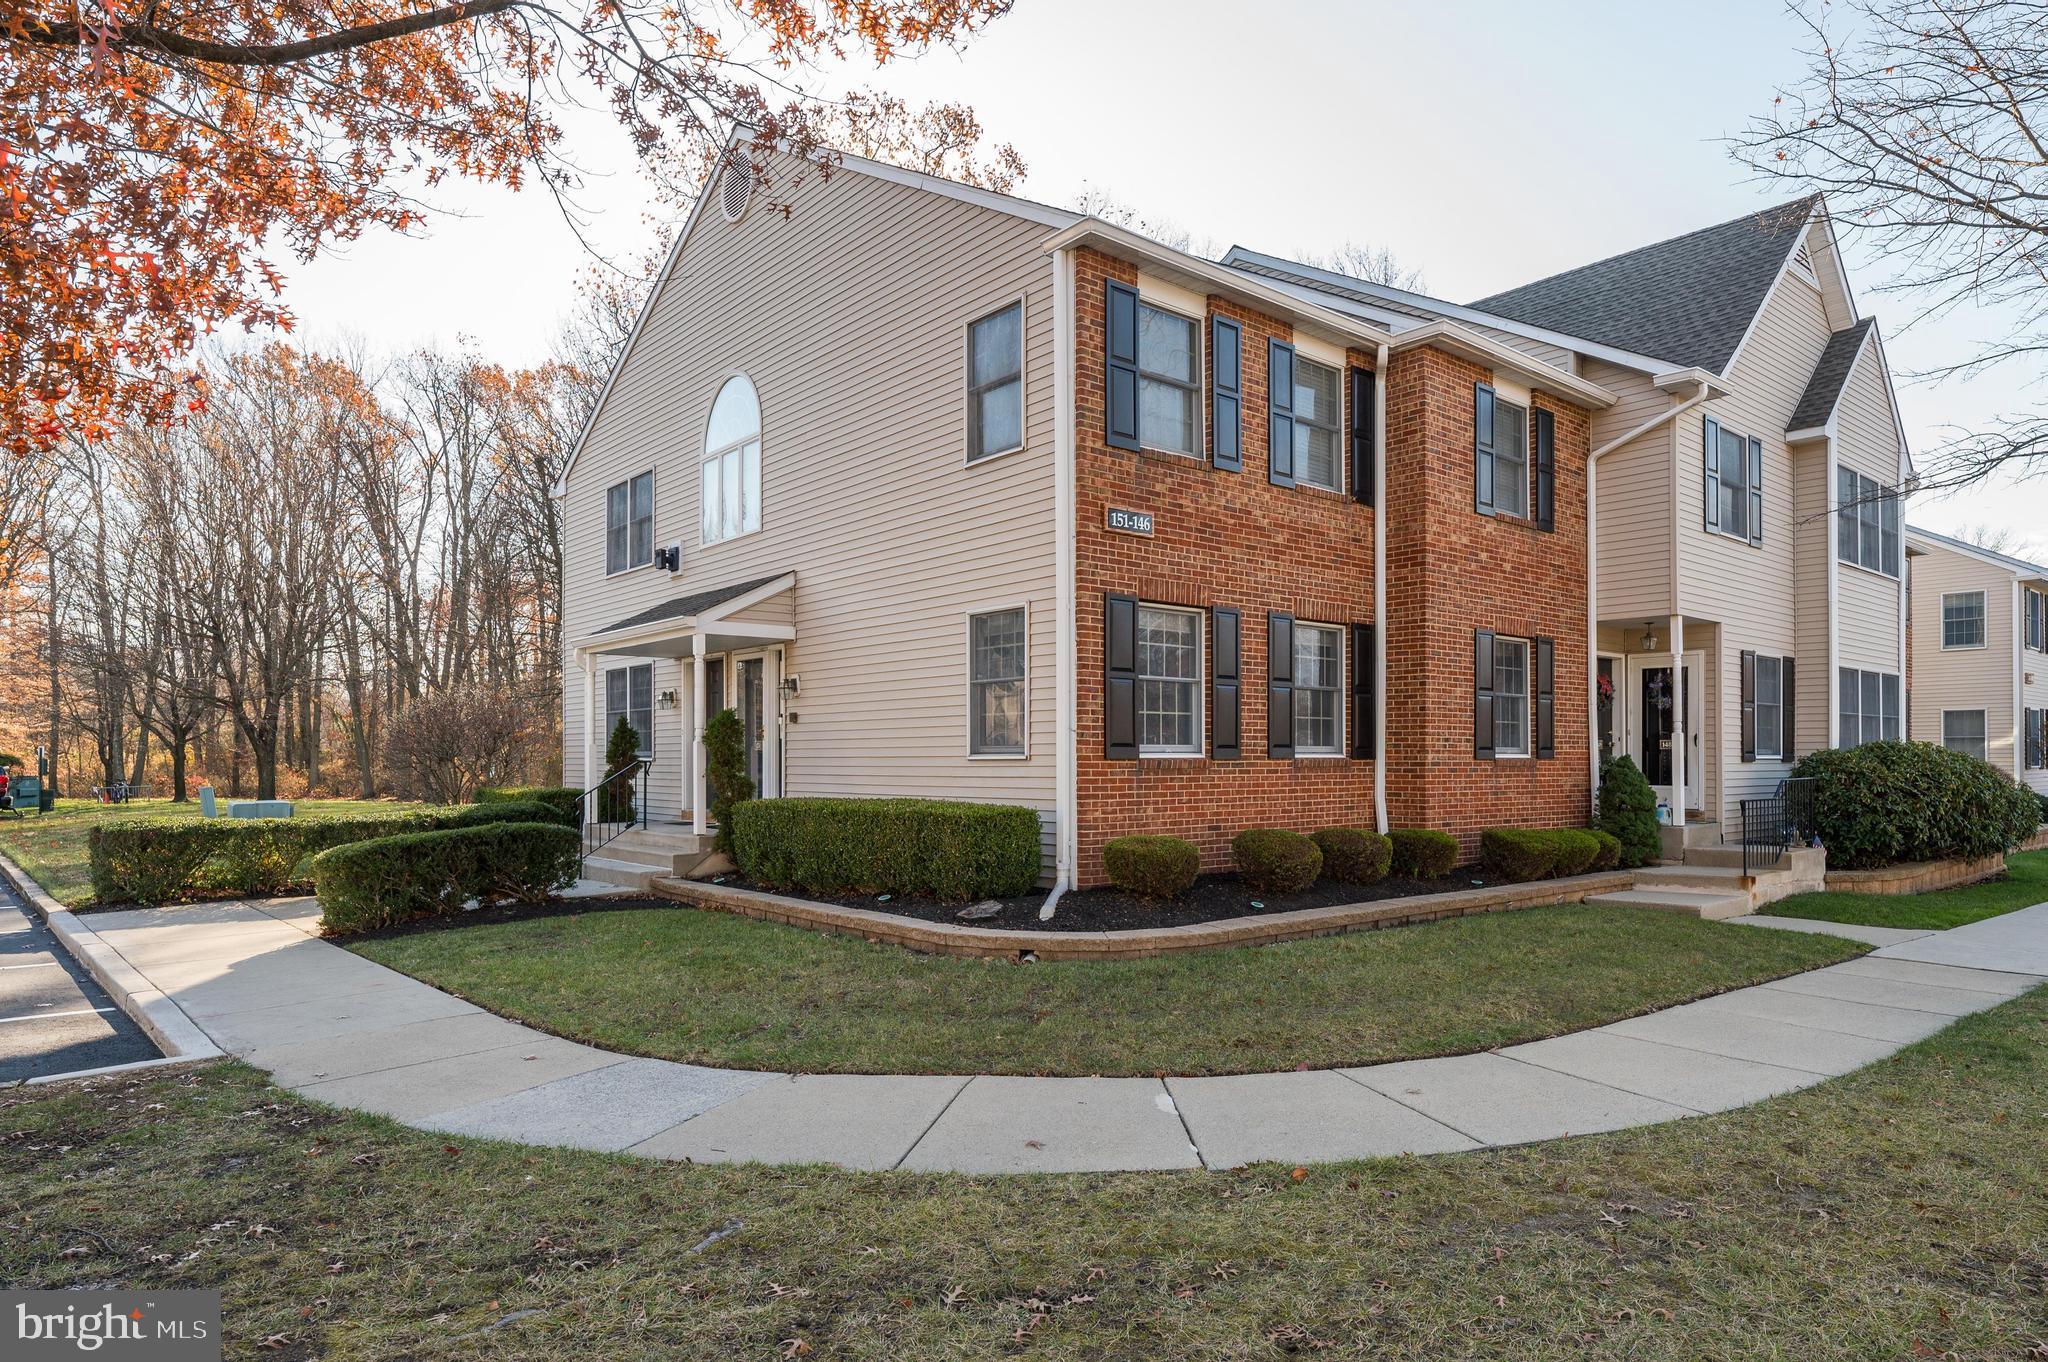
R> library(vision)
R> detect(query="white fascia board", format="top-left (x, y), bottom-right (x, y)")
top-left (694, 571), bottom-right (799, 624)
top-left (1384, 321), bottom-right (1619, 408)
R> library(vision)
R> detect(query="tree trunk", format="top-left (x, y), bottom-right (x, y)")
top-left (169, 735), bottom-right (188, 802)
top-left (44, 542), bottom-right (60, 798)
top-left (128, 726), bottom-right (149, 790)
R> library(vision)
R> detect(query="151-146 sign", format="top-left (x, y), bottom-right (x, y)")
top-left (1105, 507), bottom-right (1154, 537)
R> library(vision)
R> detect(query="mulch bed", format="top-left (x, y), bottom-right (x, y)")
top-left (703, 868), bottom-right (1510, 933)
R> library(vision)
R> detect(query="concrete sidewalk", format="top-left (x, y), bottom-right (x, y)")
top-left (66, 897), bottom-right (2047, 1174)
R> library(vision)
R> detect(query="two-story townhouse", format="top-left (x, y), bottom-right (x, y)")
top-left (1905, 526), bottom-right (2048, 792)
top-left (557, 139), bottom-right (1914, 891)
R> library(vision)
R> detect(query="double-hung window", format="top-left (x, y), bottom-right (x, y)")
top-left (1292, 357), bottom-right (1342, 491)
top-left (1942, 710), bottom-right (1988, 762)
top-left (1755, 655), bottom-right (1783, 760)
top-left (1711, 421), bottom-right (1754, 541)
top-left (1836, 467), bottom-right (1901, 576)
top-left (1837, 667), bottom-right (1902, 748)
top-left (1136, 303), bottom-right (1200, 457)
top-left (1292, 623), bottom-right (1343, 754)
top-left (1136, 605), bottom-right (1202, 755)
top-left (606, 471), bottom-right (654, 575)
top-left (1493, 637), bottom-right (1530, 755)
top-left (2025, 588), bottom-right (2046, 653)
top-left (968, 608), bottom-right (1027, 755)
top-left (1476, 386), bottom-right (1528, 517)
top-left (967, 303), bottom-right (1023, 460)
top-left (604, 663), bottom-right (654, 758)
top-left (1942, 591), bottom-right (1986, 649)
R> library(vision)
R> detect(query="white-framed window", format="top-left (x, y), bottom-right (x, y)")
top-left (1755, 655), bottom-right (1784, 760)
top-left (1477, 386), bottom-right (1528, 517)
top-left (1941, 709), bottom-right (1988, 762)
top-left (967, 607), bottom-right (1027, 756)
top-left (1494, 636), bottom-right (1530, 756)
top-left (605, 470), bottom-right (654, 575)
top-left (967, 303), bottom-right (1023, 462)
top-left (1836, 466), bottom-right (1901, 577)
top-left (1293, 623), bottom-right (1344, 754)
top-left (1708, 419), bottom-right (1755, 542)
top-left (702, 374), bottom-right (762, 545)
top-left (1941, 590), bottom-right (1987, 649)
top-left (1837, 667), bottom-right (1902, 748)
top-left (1136, 605), bottom-right (1202, 755)
top-left (1292, 356), bottom-right (1343, 492)
top-left (604, 662), bottom-right (654, 759)
top-left (2026, 588), bottom-right (2047, 653)
top-left (1137, 302), bottom-right (1201, 457)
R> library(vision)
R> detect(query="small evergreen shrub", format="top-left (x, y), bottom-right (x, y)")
top-left (1388, 828), bottom-right (1458, 879)
top-left (1231, 828), bottom-right (1322, 895)
top-left (1597, 756), bottom-right (1661, 867)
top-left (600, 717), bottom-right (642, 822)
top-left (1102, 835), bottom-right (1200, 899)
top-left (1311, 828), bottom-right (1392, 885)
top-left (1793, 741), bottom-right (2041, 870)
top-left (314, 821), bottom-right (579, 935)
top-left (1589, 829), bottom-right (1624, 872)
top-left (731, 797), bottom-right (1041, 900)
top-left (704, 708), bottom-right (754, 855)
top-left (1549, 828), bottom-right (1603, 877)
top-left (1483, 828), bottom-right (1560, 882)
top-left (476, 786), bottom-right (581, 824)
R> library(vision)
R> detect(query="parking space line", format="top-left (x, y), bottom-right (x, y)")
top-left (0, 961), bottom-right (62, 970)
top-left (0, 1005), bottom-right (118, 1025)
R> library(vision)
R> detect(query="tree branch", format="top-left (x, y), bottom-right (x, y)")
top-left (13, 0), bottom-right (532, 67)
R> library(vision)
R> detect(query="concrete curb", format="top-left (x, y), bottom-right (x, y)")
top-left (0, 850), bottom-right (223, 1068)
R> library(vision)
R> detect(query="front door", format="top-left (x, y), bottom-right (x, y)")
top-left (1626, 653), bottom-right (1705, 816)
top-left (738, 657), bottom-right (765, 796)
top-left (703, 661), bottom-right (726, 816)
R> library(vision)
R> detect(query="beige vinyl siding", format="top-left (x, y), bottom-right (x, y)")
top-left (1909, 543), bottom-right (2016, 777)
top-left (1586, 360), bottom-right (1674, 621)
top-left (1803, 221), bottom-right (1858, 332)
top-left (1832, 343), bottom-right (1907, 673)
top-left (560, 155), bottom-right (1059, 826)
top-left (1790, 439), bottom-right (1831, 756)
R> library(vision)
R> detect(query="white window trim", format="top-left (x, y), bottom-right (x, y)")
top-left (964, 297), bottom-right (1028, 466)
top-left (1706, 419), bottom-right (1755, 546)
top-left (963, 602), bottom-right (1030, 760)
top-left (701, 373), bottom-right (763, 548)
top-left (1755, 654), bottom-right (1783, 761)
top-left (1494, 634), bottom-right (1533, 758)
top-left (1290, 353), bottom-right (1345, 495)
top-left (1940, 590), bottom-right (1988, 650)
top-left (1836, 466), bottom-right (1902, 580)
top-left (1940, 708), bottom-right (1989, 761)
top-left (1483, 389), bottom-right (1531, 520)
top-left (1137, 603), bottom-right (1205, 759)
top-left (604, 468), bottom-right (656, 578)
top-left (603, 661), bottom-right (656, 759)
top-left (1293, 621), bottom-right (1346, 757)
top-left (1134, 296), bottom-right (1205, 461)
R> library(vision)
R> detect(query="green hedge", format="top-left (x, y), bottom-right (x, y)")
top-left (1231, 828), bottom-right (1322, 895)
top-left (1482, 827), bottom-right (1604, 883)
top-left (1589, 829), bottom-right (1624, 872)
top-left (1311, 828), bottom-right (1392, 885)
top-left (1102, 835), bottom-right (1200, 899)
top-left (1792, 741), bottom-right (2040, 870)
top-left (314, 822), bottom-right (579, 935)
top-left (475, 786), bottom-right (581, 823)
top-left (1597, 756), bottom-right (1661, 868)
top-left (730, 797), bottom-right (1041, 901)
top-left (1388, 828), bottom-right (1458, 879)
top-left (89, 804), bottom-right (571, 906)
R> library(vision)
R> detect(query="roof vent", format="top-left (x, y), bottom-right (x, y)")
top-left (719, 156), bottom-right (753, 223)
top-left (1791, 241), bottom-right (1818, 284)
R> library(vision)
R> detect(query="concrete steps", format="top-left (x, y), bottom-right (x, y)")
top-left (1586, 888), bottom-right (1753, 921)
top-left (1634, 864), bottom-right (1754, 893)
top-left (582, 826), bottom-right (725, 888)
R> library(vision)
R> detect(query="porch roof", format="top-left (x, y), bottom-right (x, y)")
top-left (594, 572), bottom-right (789, 636)
top-left (576, 571), bottom-right (795, 659)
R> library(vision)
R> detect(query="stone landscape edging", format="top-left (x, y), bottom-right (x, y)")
top-left (649, 869), bottom-right (1638, 960)
top-left (1825, 852), bottom-right (2010, 897)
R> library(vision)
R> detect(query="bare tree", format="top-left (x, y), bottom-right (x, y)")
top-left (1308, 241), bottom-right (1428, 292)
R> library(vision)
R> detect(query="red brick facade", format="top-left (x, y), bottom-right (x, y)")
top-left (1071, 247), bottom-right (1591, 885)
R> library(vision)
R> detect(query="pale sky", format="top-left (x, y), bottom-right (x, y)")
top-left (280, 0), bottom-right (2044, 553)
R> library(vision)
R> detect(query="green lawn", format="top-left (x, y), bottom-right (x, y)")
top-left (1766, 849), bottom-right (2048, 931)
top-left (6, 987), bottom-right (2047, 1360)
top-left (0, 797), bottom-right (425, 907)
top-left (351, 903), bottom-right (1860, 1076)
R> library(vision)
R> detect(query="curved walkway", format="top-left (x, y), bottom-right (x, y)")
top-left (51, 895), bottom-right (2048, 1173)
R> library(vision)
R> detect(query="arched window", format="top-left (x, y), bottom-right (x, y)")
top-left (702, 375), bottom-right (761, 544)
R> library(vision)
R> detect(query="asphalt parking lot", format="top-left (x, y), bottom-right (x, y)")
top-left (0, 880), bottom-right (158, 1082)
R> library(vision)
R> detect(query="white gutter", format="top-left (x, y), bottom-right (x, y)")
top-left (1373, 341), bottom-right (1390, 835)
top-left (1042, 245), bottom-right (1078, 922)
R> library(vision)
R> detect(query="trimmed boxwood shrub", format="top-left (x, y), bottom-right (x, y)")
top-left (439, 799), bottom-right (576, 831)
top-left (1589, 829), bottom-right (1624, 872)
top-left (1483, 828), bottom-right (1560, 882)
top-left (1231, 828), bottom-right (1322, 895)
top-left (1388, 828), bottom-right (1458, 880)
top-left (1597, 755), bottom-right (1661, 868)
top-left (1792, 740), bottom-right (2040, 870)
top-left (475, 786), bottom-right (581, 824)
top-left (314, 821), bottom-right (579, 935)
top-left (1102, 835), bottom-right (1200, 899)
top-left (1312, 828), bottom-right (1392, 885)
top-left (1549, 828), bottom-right (1602, 877)
top-left (730, 797), bottom-right (1041, 901)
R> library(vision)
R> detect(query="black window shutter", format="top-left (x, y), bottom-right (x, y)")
top-left (1748, 436), bottom-right (1764, 546)
top-left (1533, 406), bottom-right (1556, 532)
top-left (1702, 415), bottom-right (1722, 534)
top-left (1474, 629), bottom-right (1496, 760)
top-left (1267, 612), bottom-right (1295, 759)
top-left (1349, 366), bottom-right (1376, 507)
top-left (1739, 649), bottom-right (1757, 763)
top-left (1350, 622), bottom-right (1376, 758)
top-left (1782, 655), bottom-right (1797, 758)
top-left (1535, 636), bottom-right (1555, 759)
top-left (1211, 316), bottom-right (1242, 472)
top-left (1474, 384), bottom-right (1496, 514)
top-left (1267, 340), bottom-right (1296, 488)
top-left (1105, 281), bottom-right (1140, 452)
top-left (1103, 593), bottom-right (1138, 759)
top-left (1212, 606), bottom-right (1242, 760)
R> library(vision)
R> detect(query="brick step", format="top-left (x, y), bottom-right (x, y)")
top-left (1584, 889), bottom-right (1753, 921)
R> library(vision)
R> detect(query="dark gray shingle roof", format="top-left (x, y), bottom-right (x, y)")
top-left (595, 573), bottom-right (788, 635)
top-left (1469, 197), bottom-right (1821, 373)
top-left (1787, 318), bottom-right (1876, 432)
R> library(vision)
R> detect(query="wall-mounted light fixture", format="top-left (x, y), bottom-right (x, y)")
top-left (779, 675), bottom-right (801, 698)
top-left (657, 689), bottom-right (679, 710)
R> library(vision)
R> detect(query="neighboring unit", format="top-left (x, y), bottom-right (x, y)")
top-left (1905, 526), bottom-right (2048, 793)
top-left (555, 136), bottom-right (1916, 888)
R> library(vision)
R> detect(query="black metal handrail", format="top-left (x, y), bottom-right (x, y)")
top-left (577, 758), bottom-right (650, 867)
top-left (1737, 776), bottom-right (1816, 876)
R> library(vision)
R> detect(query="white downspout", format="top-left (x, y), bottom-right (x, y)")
top-left (1042, 245), bottom-right (1078, 921)
top-left (1373, 341), bottom-right (1390, 835)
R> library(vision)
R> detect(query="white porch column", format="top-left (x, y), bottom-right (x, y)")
top-left (691, 634), bottom-right (708, 837)
top-left (762, 648), bottom-right (783, 799)
top-left (580, 655), bottom-right (596, 823)
top-left (1670, 614), bottom-right (1686, 829)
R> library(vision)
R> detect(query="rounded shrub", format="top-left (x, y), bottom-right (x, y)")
top-left (1549, 829), bottom-right (1603, 877)
top-left (1231, 828), bottom-right (1322, 895)
top-left (1311, 828), bottom-right (1392, 885)
top-left (1597, 756), bottom-right (1661, 867)
top-left (1388, 828), bottom-right (1458, 880)
top-left (1588, 829), bottom-right (1624, 872)
top-left (731, 797), bottom-right (1040, 901)
top-left (1792, 740), bottom-right (2041, 870)
top-left (314, 821), bottom-right (579, 935)
top-left (475, 786), bottom-right (581, 823)
top-left (1482, 828), bottom-right (1559, 882)
top-left (1102, 835), bottom-right (1200, 899)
